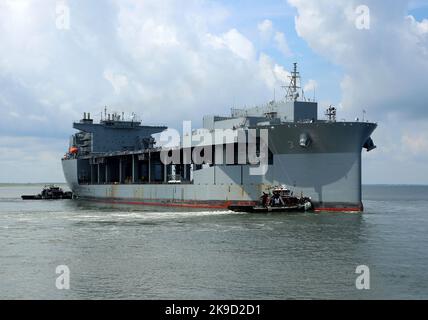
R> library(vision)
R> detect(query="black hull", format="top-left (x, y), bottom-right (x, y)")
top-left (228, 204), bottom-right (309, 213)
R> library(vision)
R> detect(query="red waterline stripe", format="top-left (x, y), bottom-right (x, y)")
top-left (314, 207), bottom-right (362, 212)
top-left (85, 198), bottom-right (362, 212)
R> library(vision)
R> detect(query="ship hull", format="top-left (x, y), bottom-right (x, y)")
top-left (62, 150), bottom-right (369, 212)
top-left (62, 121), bottom-right (376, 212)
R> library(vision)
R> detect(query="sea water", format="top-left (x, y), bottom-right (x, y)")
top-left (0, 184), bottom-right (427, 299)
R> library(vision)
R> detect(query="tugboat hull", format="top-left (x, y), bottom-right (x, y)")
top-left (21, 186), bottom-right (72, 200)
top-left (228, 204), bottom-right (310, 213)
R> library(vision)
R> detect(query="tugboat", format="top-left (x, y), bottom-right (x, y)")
top-left (229, 186), bottom-right (312, 213)
top-left (21, 185), bottom-right (73, 200)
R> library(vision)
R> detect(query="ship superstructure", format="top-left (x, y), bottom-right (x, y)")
top-left (62, 64), bottom-right (377, 211)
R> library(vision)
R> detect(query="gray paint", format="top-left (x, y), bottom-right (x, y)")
top-left (62, 98), bottom-right (377, 210)
top-left (73, 120), bottom-right (166, 153)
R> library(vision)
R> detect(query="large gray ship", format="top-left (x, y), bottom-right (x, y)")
top-left (62, 64), bottom-right (377, 212)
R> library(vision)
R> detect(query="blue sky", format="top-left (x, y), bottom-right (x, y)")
top-left (0, 0), bottom-right (427, 184)
top-left (208, 0), bottom-right (344, 104)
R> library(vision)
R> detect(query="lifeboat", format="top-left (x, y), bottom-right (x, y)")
top-left (69, 146), bottom-right (78, 154)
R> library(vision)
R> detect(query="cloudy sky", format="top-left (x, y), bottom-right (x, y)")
top-left (0, 0), bottom-right (427, 184)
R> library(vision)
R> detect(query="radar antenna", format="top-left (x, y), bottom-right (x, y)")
top-left (325, 105), bottom-right (337, 122)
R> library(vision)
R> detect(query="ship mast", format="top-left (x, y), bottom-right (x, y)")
top-left (284, 62), bottom-right (301, 101)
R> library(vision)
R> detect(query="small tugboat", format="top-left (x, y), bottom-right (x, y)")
top-left (229, 186), bottom-right (312, 213)
top-left (21, 185), bottom-right (73, 200)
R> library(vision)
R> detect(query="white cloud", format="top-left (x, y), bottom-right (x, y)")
top-left (0, 0), bottom-right (290, 134)
top-left (206, 29), bottom-right (256, 61)
top-left (258, 19), bottom-right (274, 41)
top-left (258, 53), bottom-right (290, 90)
top-left (401, 132), bottom-right (428, 157)
top-left (111, 0), bottom-right (290, 125)
top-left (257, 19), bottom-right (293, 57)
top-left (362, 116), bottom-right (428, 184)
top-left (0, 136), bottom-right (66, 183)
top-left (274, 31), bottom-right (292, 56)
top-left (103, 70), bottom-right (129, 95)
top-left (303, 79), bottom-right (318, 100)
top-left (288, 0), bottom-right (428, 120)
top-left (410, 16), bottom-right (428, 34)
top-left (303, 79), bottom-right (317, 92)
top-left (221, 29), bottom-right (256, 61)
top-left (0, 0), bottom-right (295, 181)
top-left (288, 0), bottom-right (428, 183)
